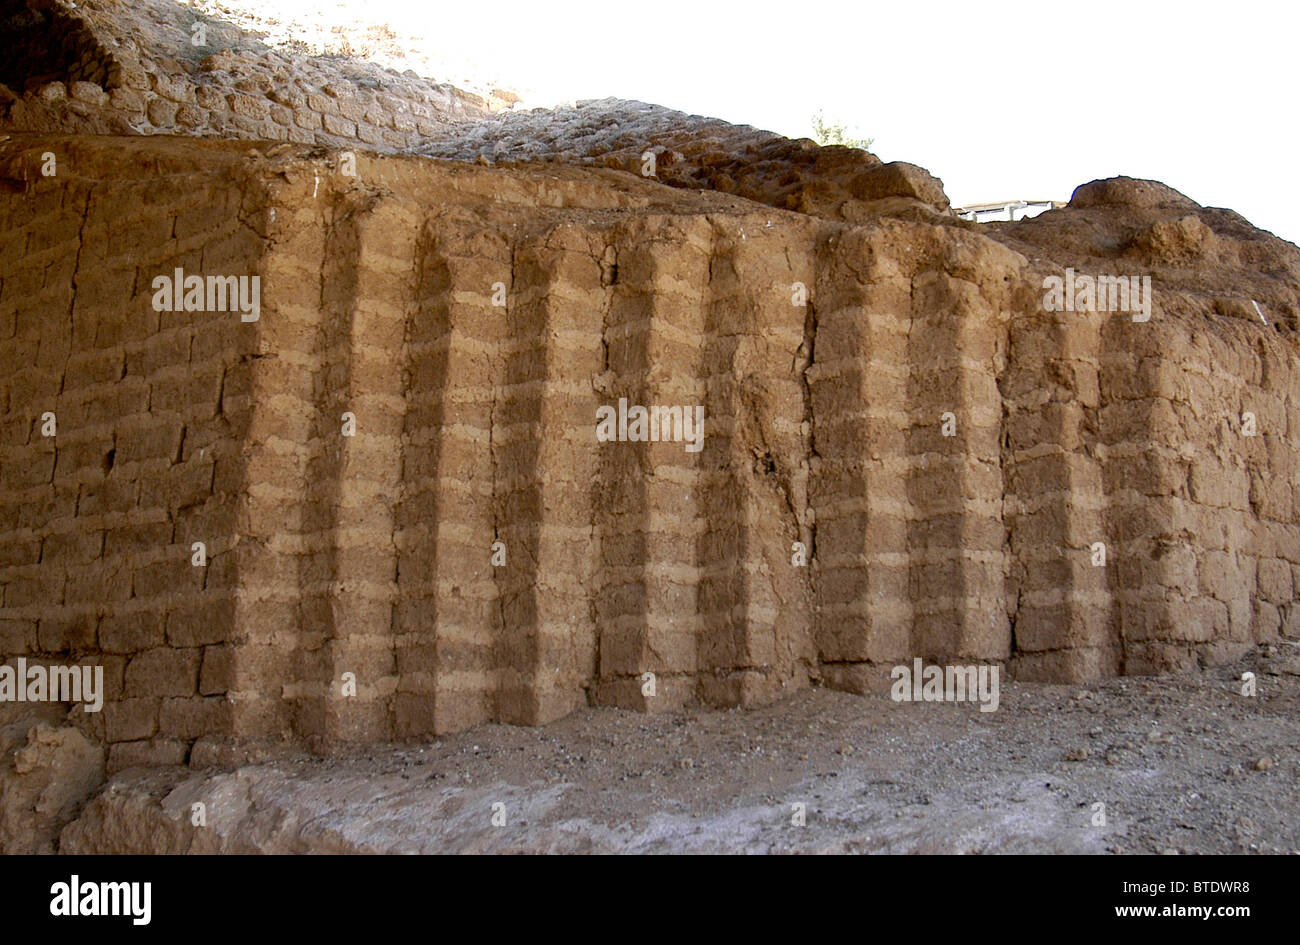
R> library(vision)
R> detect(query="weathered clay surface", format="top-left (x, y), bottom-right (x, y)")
top-left (993, 178), bottom-right (1300, 680)
top-left (0, 0), bottom-right (1298, 856)
top-left (412, 98), bottom-right (951, 224)
top-left (3, 131), bottom-right (1299, 764)
top-left (0, 704), bottom-right (106, 852)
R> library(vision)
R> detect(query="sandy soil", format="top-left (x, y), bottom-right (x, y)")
top-left (56, 643), bottom-right (1299, 854)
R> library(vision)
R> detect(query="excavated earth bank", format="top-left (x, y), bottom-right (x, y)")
top-left (41, 647), bottom-right (1300, 853)
top-left (0, 0), bottom-right (1297, 852)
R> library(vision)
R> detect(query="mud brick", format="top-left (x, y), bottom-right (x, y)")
top-left (133, 555), bottom-right (204, 598)
top-left (24, 211), bottom-right (84, 255)
top-left (99, 612), bottom-right (165, 654)
top-left (36, 614), bottom-right (96, 651)
top-left (330, 699), bottom-right (391, 742)
top-left (1257, 557), bottom-right (1294, 602)
top-left (6, 568), bottom-right (65, 609)
top-left (198, 644), bottom-right (232, 695)
top-left (217, 433), bottom-right (264, 483)
top-left (0, 112), bottom-right (1297, 755)
top-left (166, 596), bottom-right (235, 647)
top-left (201, 549), bottom-right (238, 589)
top-left (151, 369), bottom-right (223, 417)
top-left (153, 458), bottom-right (216, 509)
top-left (0, 619), bottom-right (38, 653)
top-left (97, 655), bottom-right (126, 702)
top-left (230, 642), bottom-right (293, 691)
top-left (104, 520), bottom-right (173, 557)
top-left (158, 695), bottom-right (230, 739)
top-left (116, 420), bottom-right (184, 465)
top-left (1256, 600), bottom-right (1282, 639)
top-left (173, 492), bottom-right (238, 540)
top-left (132, 332), bottom-right (194, 384)
top-left (107, 737), bottom-right (187, 772)
top-left (76, 265), bottom-right (137, 314)
top-left (173, 205), bottom-right (224, 242)
top-left (193, 320), bottom-right (252, 364)
top-left (104, 697), bottom-right (159, 741)
top-left (328, 637), bottom-right (396, 683)
top-left (0, 536), bottom-right (42, 567)
top-left (73, 477), bottom-right (134, 518)
top-left (124, 647), bottom-right (200, 698)
top-left (1281, 602), bottom-right (1300, 639)
top-left (0, 452), bottom-right (54, 490)
top-left (393, 692), bottom-right (435, 736)
top-left (19, 483), bottom-right (76, 529)
top-left (64, 348), bottom-right (126, 389)
top-left (63, 559), bottom-right (132, 605)
top-left (1191, 551), bottom-right (1247, 600)
top-left (116, 378), bottom-right (152, 416)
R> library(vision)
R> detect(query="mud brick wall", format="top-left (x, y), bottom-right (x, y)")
top-left (0, 136), bottom-right (259, 769)
top-left (686, 220), bottom-right (814, 709)
top-left (1003, 288), bottom-right (1300, 681)
top-left (4, 134), bottom-right (1299, 760)
top-left (237, 158), bottom-right (832, 739)
top-left (809, 226), bottom-right (1022, 693)
top-left (1114, 316), bottom-right (1300, 670)
top-left (222, 149), bottom-right (1079, 743)
top-left (1002, 303), bottom-right (1114, 681)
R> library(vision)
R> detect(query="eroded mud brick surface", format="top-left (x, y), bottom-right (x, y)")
top-left (1, 0), bottom-right (1298, 785)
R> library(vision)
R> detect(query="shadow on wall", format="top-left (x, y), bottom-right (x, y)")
top-left (0, 1), bottom-right (113, 94)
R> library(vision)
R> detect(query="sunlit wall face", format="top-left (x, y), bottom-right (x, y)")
top-left (205, 0), bottom-right (1299, 244)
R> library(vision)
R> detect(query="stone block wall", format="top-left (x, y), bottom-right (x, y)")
top-left (0, 0), bottom-right (495, 153)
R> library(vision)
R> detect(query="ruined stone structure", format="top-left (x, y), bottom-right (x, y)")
top-left (3, 0), bottom-right (1300, 772)
top-left (0, 0), bottom-right (497, 148)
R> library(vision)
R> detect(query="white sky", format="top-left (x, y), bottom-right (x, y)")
top-left (262, 0), bottom-right (1299, 242)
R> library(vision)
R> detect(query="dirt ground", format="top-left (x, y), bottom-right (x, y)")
top-left (52, 642), bottom-right (1299, 854)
